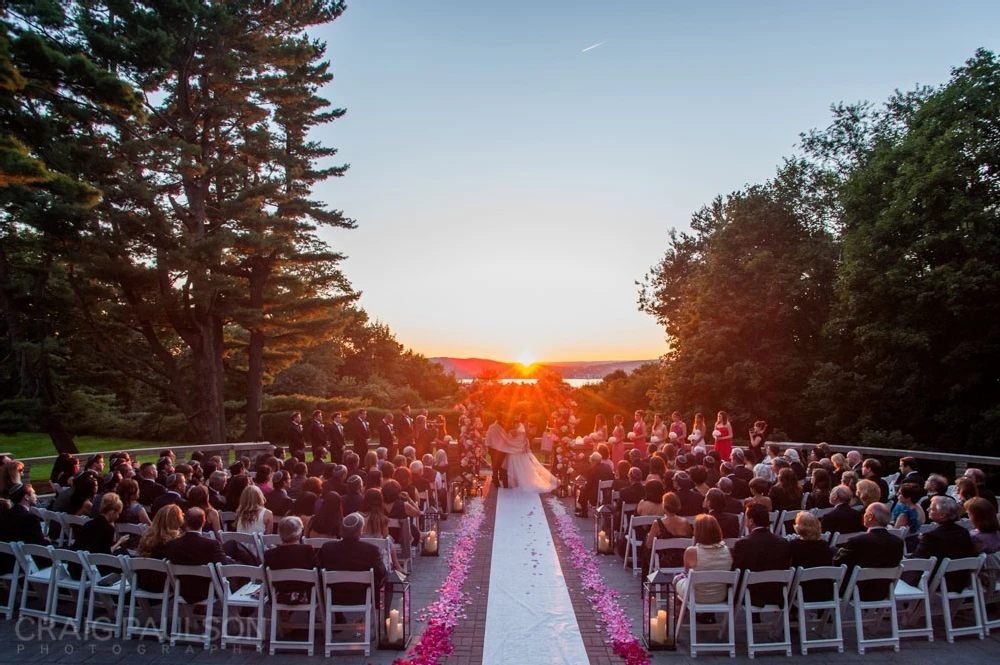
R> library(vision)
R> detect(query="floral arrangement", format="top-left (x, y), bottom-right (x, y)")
top-left (454, 403), bottom-right (487, 487)
top-left (393, 497), bottom-right (487, 665)
top-left (547, 497), bottom-right (651, 665)
top-left (551, 405), bottom-right (580, 485)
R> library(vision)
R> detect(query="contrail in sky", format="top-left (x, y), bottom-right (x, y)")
top-left (581, 40), bottom-right (608, 53)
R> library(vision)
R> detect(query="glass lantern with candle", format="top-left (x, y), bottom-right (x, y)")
top-left (573, 476), bottom-right (588, 516)
top-left (450, 480), bottom-right (465, 514)
top-left (642, 569), bottom-right (676, 650)
top-left (378, 570), bottom-right (411, 650)
top-left (420, 512), bottom-right (440, 557)
top-left (593, 504), bottom-right (614, 555)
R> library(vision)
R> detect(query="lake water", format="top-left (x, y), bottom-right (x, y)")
top-left (459, 378), bottom-right (599, 387)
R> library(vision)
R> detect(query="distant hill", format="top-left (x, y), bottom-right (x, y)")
top-left (429, 357), bottom-right (657, 380)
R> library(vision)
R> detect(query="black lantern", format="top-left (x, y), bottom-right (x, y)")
top-left (573, 476), bottom-right (588, 516)
top-left (594, 504), bottom-right (614, 555)
top-left (469, 479), bottom-right (483, 497)
top-left (642, 569), bottom-right (676, 650)
top-left (450, 480), bottom-right (465, 514)
top-left (420, 512), bottom-right (440, 557)
top-left (379, 570), bottom-right (411, 650)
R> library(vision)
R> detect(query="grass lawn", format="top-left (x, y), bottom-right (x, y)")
top-left (0, 433), bottom-right (186, 485)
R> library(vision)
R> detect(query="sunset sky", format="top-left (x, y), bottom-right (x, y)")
top-left (312, 1), bottom-right (999, 363)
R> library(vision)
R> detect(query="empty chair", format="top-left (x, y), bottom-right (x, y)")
top-left (841, 564), bottom-right (903, 654)
top-left (768, 511), bottom-right (784, 534)
top-left (125, 558), bottom-right (171, 643)
top-left (266, 567), bottom-right (319, 655)
top-left (737, 568), bottom-right (794, 657)
top-left (929, 555), bottom-right (987, 643)
top-left (168, 563), bottom-right (220, 648)
top-left (322, 569), bottom-right (375, 656)
top-left (83, 552), bottom-right (131, 637)
top-left (0, 542), bottom-right (22, 620)
top-left (624, 515), bottom-right (659, 574)
top-left (48, 548), bottom-right (91, 634)
top-left (789, 565), bottom-right (846, 654)
top-left (214, 563), bottom-right (267, 652)
top-left (17, 543), bottom-right (55, 622)
top-left (676, 570), bottom-right (741, 658)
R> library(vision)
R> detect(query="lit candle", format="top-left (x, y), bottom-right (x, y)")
top-left (649, 616), bottom-right (658, 643)
top-left (425, 530), bottom-right (438, 554)
top-left (655, 610), bottom-right (667, 643)
top-left (388, 609), bottom-right (400, 642)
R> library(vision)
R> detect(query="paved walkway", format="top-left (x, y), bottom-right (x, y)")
top-left (3, 483), bottom-right (1000, 664)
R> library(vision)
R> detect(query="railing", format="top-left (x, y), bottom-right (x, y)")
top-left (20, 441), bottom-right (274, 485)
top-left (780, 442), bottom-right (1000, 476)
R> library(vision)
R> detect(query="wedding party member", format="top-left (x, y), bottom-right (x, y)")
top-left (592, 414), bottom-right (608, 442)
top-left (631, 410), bottom-right (647, 456)
top-left (486, 415), bottom-right (508, 489)
top-left (711, 411), bottom-right (733, 462)
top-left (397, 405), bottom-right (414, 453)
top-left (289, 411), bottom-right (305, 459)
top-left (650, 413), bottom-right (667, 442)
top-left (834, 503), bottom-right (903, 600)
top-left (689, 413), bottom-right (706, 453)
top-left (377, 413), bottom-right (396, 461)
top-left (414, 414), bottom-right (434, 458)
top-left (966, 497), bottom-right (1000, 554)
top-left (327, 412), bottom-right (346, 464)
top-left (350, 408), bottom-right (371, 457)
top-left (308, 409), bottom-right (327, 455)
top-left (674, 514), bottom-right (732, 603)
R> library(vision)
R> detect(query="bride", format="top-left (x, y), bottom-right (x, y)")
top-left (485, 420), bottom-right (558, 492)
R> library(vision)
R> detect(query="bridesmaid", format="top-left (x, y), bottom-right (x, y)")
top-left (610, 414), bottom-right (626, 464)
top-left (669, 411), bottom-right (687, 446)
top-left (592, 414), bottom-right (608, 443)
top-left (650, 413), bottom-right (668, 443)
top-left (712, 411), bottom-right (733, 463)
top-left (632, 409), bottom-right (648, 457)
top-left (689, 413), bottom-right (706, 452)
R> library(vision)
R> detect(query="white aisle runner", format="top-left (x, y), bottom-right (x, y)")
top-left (482, 490), bottom-right (589, 665)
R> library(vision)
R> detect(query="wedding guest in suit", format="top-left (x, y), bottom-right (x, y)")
top-left (150, 473), bottom-right (187, 517)
top-left (319, 512), bottom-right (387, 606)
top-left (263, 516), bottom-right (318, 603)
top-left (265, 471), bottom-right (295, 518)
top-left (790, 512), bottom-right (835, 601)
top-left (846, 450), bottom-right (863, 475)
top-left (673, 472), bottom-right (704, 517)
top-left (578, 452), bottom-right (614, 517)
top-left (861, 459), bottom-right (890, 503)
top-left (705, 488), bottom-right (740, 539)
top-left (137, 462), bottom-right (166, 506)
top-left (289, 411), bottom-right (305, 460)
top-left (716, 477), bottom-right (745, 513)
top-left (910, 495), bottom-right (976, 590)
top-left (899, 456), bottom-right (923, 488)
top-left (732, 504), bottom-right (791, 606)
top-left (162, 508), bottom-right (233, 601)
top-left (377, 413), bottom-right (396, 461)
top-left (0, 484), bottom-right (48, 574)
top-left (327, 412), bottom-right (347, 464)
top-left (821, 486), bottom-right (865, 535)
top-left (619, 467), bottom-right (646, 506)
top-left (207, 471), bottom-right (227, 510)
top-left (918, 473), bottom-right (948, 512)
top-left (833, 502), bottom-right (903, 600)
top-left (350, 409), bottom-right (371, 457)
top-left (308, 447), bottom-right (329, 479)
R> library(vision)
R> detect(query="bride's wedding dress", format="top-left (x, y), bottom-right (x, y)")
top-left (485, 423), bottom-right (558, 493)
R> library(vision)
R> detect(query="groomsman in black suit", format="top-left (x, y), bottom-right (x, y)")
top-left (397, 404), bottom-right (414, 452)
top-left (377, 413), bottom-right (396, 460)
top-left (308, 409), bottom-right (326, 455)
top-left (327, 412), bottom-right (346, 464)
top-left (350, 408), bottom-right (371, 457)
top-left (289, 411), bottom-right (305, 460)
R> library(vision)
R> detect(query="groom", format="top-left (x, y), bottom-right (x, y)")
top-left (486, 415), bottom-right (508, 489)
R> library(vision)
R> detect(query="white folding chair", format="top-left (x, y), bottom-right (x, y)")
top-left (649, 538), bottom-right (692, 578)
top-left (48, 548), bottom-right (91, 634)
top-left (125, 557), bottom-right (171, 642)
top-left (980, 551), bottom-right (1000, 633)
top-left (886, 526), bottom-right (908, 540)
top-left (266, 567), bottom-right (319, 655)
top-left (215, 563), bottom-right (267, 652)
top-left (929, 555), bottom-right (986, 643)
top-left (618, 502), bottom-right (638, 542)
top-left (322, 569), bottom-right (374, 656)
top-left (220, 511), bottom-right (237, 531)
top-left (841, 564), bottom-right (903, 654)
top-left (0, 542), bottom-right (22, 620)
top-left (56, 514), bottom-right (90, 547)
top-left (811, 506), bottom-right (835, 520)
top-left (736, 568), bottom-right (794, 657)
top-left (115, 523), bottom-right (148, 555)
top-left (597, 479), bottom-right (615, 506)
top-left (168, 562), bottom-right (221, 648)
top-left (894, 556), bottom-right (936, 642)
top-left (361, 537), bottom-right (394, 573)
top-left (29, 507), bottom-right (50, 537)
top-left (84, 553), bottom-right (131, 637)
top-left (387, 518), bottom-right (414, 573)
top-left (789, 565), bottom-right (846, 654)
top-left (624, 515), bottom-right (658, 574)
top-left (768, 510), bottom-right (784, 534)
top-left (777, 510), bottom-right (803, 537)
top-left (259, 533), bottom-right (283, 552)
top-left (832, 531), bottom-right (865, 547)
top-left (16, 543), bottom-right (55, 622)
top-left (219, 531), bottom-right (263, 562)
top-left (723, 538), bottom-right (739, 549)
top-left (676, 570), bottom-right (740, 658)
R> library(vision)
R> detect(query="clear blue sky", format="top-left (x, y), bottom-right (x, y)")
top-left (310, 0), bottom-right (999, 362)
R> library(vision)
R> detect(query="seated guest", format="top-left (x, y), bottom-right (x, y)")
top-left (342, 475), bottom-right (365, 515)
top-left (235, 485), bottom-right (273, 535)
top-left (689, 466), bottom-right (711, 497)
top-left (137, 463), bottom-right (167, 506)
top-left (265, 471), bottom-right (294, 518)
top-left (805, 469), bottom-right (832, 510)
top-left (308, 447), bottom-right (329, 480)
top-left (715, 477), bottom-right (745, 513)
top-left (821, 486), bottom-right (865, 535)
top-left (899, 456), bottom-right (923, 487)
top-left (704, 488), bottom-right (740, 539)
top-left (162, 508), bottom-right (233, 602)
top-left (911, 495), bottom-right (976, 590)
top-left (636, 479), bottom-right (665, 517)
top-left (0, 484), bottom-right (49, 574)
top-left (732, 504), bottom-right (791, 606)
top-left (768, 468), bottom-right (804, 512)
top-left (577, 452), bottom-right (615, 516)
top-left (789, 513), bottom-right (834, 602)
top-left (855, 479), bottom-right (882, 510)
top-left (225, 474), bottom-right (251, 512)
top-left (263, 516), bottom-right (318, 604)
top-left (861, 459), bottom-right (890, 503)
top-left (307, 491), bottom-right (343, 539)
top-left (319, 512), bottom-right (387, 606)
top-left (643, 492), bottom-right (693, 573)
top-left (619, 467), bottom-right (646, 506)
top-left (185, 485), bottom-right (222, 534)
top-left (322, 464), bottom-right (349, 496)
top-left (730, 449), bottom-right (753, 482)
top-left (674, 514), bottom-right (733, 602)
top-left (784, 448), bottom-right (806, 481)
top-left (288, 462), bottom-right (309, 499)
top-left (964, 468), bottom-right (998, 511)
top-left (955, 477), bottom-right (978, 511)
top-left (833, 503), bottom-right (904, 600)
top-left (150, 473), bottom-right (187, 517)
top-left (613, 460), bottom-right (632, 491)
top-left (254, 465), bottom-right (274, 494)
top-left (891, 482), bottom-right (924, 549)
top-left (207, 471), bottom-right (227, 510)
top-left (721, 463), bottom-right (751, 501)
top-left (966, 497), bottom-right (1000, 554)
top-left (135, 504), bottom-right (182, 592)
top-left (75, 493), bottom-right (129, 556)
top-left (745, 478), bottom-right (773, 512)
top-left (673, 472), bottom-right (703, 517)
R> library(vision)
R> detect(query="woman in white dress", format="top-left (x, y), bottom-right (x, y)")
top-left (485, 421), bottom-right (558, 492)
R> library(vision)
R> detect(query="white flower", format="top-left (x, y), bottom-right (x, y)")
top-left (687, 434), bottom-right (696, 441)
top-left (650, 436), bottom-right (661, 444)
top-left (561, 426), bottom-right (568, 433)
top-left (575, 436), bottom-right (584, 445)
top-left (608, 437), bottom-right (618, 444)
top-left (444, 435), bottom-right (453, 443)
top-left (583, 435), bottom-right (592, 445)
top-left (712, 429), bottom-right (722, 438)
top-left (669, 432), bottom-right (678, 440)
top-left (568, 415), bottom-right (577, 425)
top-left (627, 432), bottom-right (635, 441)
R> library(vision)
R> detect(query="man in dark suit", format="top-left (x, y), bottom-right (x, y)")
top-left (326, 412), bottom-right (347, 464)
top-left (732, 504), bottom-right (792, 606)
top-left (618, 468), bottom-right (645, 506)
top-left (308, 448), bottom-right (329, 479)
top-left (264, 516), bottom-right (318, 603)
top-left (673, 472), bottom-right (704, 517)
top-left (627, 449), bottom-right (649, 479)
top-left (705, 489), bottom-right (740, 539)
top-left (717, 476), bottom-right (746, 511)
top-left (396, 405), bottom-right (414, 455)
top-left (207, 471), bottom-right (227, 511)
top-left (820, 486), bottom-right (865, 535)
top-left (919, 474), bottom-right (948, 513)
top-left (308, 409), bottom-right (327, 456)
top-left (578, 452), bottom-right (615, 517)
top-left (319, 512), bottom-right (386, 606)
top-left (162, 508), bottom-right (233, 602)
top-left (376, 413), bottom-right (396, 461)
top-left (0, 484), bottom-right (49, 574)
top-left (150, 473), bottom-right (187, 517)
top-left (861, 459), bottom-right (890, 503)
top-left (910, 495), bottom-right (976, 590)
top-left (730, 449), bottom-right (754, 483)
top-left (350, 409), bottom-right (371, 457)
top-left (137, 462), bottom-right (167, 506)
top-left (847, 450), bottom-right (863, 475)
top-left (289, 411), bottom-right (305, 460)
top-left (265, 471), bottom-right (295, 517)
top-left (833, 502), bottom-right (903, 600)
top-left (898, 456), bottom-right (923, 488)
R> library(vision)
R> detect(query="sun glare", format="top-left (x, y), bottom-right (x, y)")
top-left (516, 352), bottom-right (536, 368)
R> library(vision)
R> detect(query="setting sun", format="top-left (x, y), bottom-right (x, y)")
top-left (516, 352), bottom-right (536, 367)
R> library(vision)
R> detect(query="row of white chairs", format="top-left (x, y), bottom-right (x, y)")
top-left (672, 553), bottom-right (999, 658)
top-left (0, 541), bottom-right (389, 656)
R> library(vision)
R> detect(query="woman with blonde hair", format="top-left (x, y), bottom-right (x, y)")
top-left (674, 514), bottom-right (732, 603)
top-left (0, 460), bottom-right (24, 500)
top-left (363, 450), bottom-right (379, 473)
top-left (830, 453), bottom-right (849, 485)
top-left (592, 414), bottom-right (608, 442)
top-left (855, 479), bottom-right (881, 509)
top-left (235, 485), bottom-right (273, 534)
top-left (789, 513), bottom-right (834, 600)
top-left (137, 504), bottom-right (182, 558)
